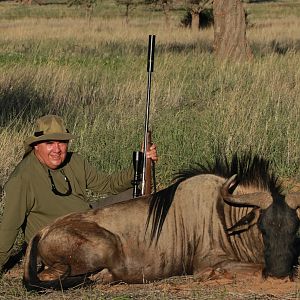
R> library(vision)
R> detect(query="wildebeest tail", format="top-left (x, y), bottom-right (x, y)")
top-left (23, 234), bottom-right (92, 291)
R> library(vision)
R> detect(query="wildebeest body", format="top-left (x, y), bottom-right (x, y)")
top-left (23, 153), bottom-right (300, 290)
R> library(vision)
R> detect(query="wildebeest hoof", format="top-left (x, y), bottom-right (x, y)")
top-left (89, 268), bottom-right (114, 284)
top-left (210, 268), bottom-right (234, 280)
top-left (196, 267), bottom-right (234, 281)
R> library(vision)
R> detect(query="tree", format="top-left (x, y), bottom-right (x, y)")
top-left (68, 0), bottom-right (97, 20)
top-left (146, 0), bottom-right (173, 27)
top-left (115, 0), bottom-right (144, 24)
top-left (185, 0), bottom-right (213, 31)
top-left (213, 0), bottom-right (253, 61)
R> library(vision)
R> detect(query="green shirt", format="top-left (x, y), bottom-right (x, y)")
top-left (0, 151), bottom-right (133, 267)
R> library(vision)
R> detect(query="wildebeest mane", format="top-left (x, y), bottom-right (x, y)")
top-left (147, 152), bottom-right (283, 243)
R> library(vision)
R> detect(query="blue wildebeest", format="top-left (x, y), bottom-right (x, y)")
top-left (23, 152), bottom-right (300, 290)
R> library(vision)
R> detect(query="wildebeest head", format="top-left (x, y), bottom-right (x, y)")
top-left (222, 175), bottom-right (300, 279)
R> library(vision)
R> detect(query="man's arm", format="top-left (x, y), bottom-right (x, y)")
top-left (84, 159), bottom-right (134, 195)
top-left (80, 145), bottom-right (157, 196)
top-left (0, 175), bottom-right (30, 268)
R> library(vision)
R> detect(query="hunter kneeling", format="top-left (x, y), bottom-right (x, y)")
top-left (0, 114), bottom-right (158, 272)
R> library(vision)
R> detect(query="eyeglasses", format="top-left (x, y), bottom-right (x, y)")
top-left (48, 169), bottom-right (72, 196)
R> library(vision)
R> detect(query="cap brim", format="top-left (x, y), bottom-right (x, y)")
top-left (24, 133), bottom-right (76, 147)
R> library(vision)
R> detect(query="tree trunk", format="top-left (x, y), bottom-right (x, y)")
top-left (125, 4), bottom-right (130, 24)
top-left (213, 0), bottom-right (252, 61)
top-left (162, 3), bottom-right (170, 28)
top-left (191, 11), bottom-right (200, 31)
top-left (22, 0), bottom-right (32, 4)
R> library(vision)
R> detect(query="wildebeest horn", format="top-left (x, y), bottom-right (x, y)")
top-left (285, 193), bottom-right (300, 209)
top-left (221, 174), bottom-right (273, 209)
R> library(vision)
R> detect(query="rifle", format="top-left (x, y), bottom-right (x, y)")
top-left (132, 35), bottom-right (156, 198)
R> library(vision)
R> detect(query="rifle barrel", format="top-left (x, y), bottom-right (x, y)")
top-left (141, 35), bottom-right (156, 195)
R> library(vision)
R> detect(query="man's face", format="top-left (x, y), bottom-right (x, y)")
top-left (34, 140), bottom-right (68, 169)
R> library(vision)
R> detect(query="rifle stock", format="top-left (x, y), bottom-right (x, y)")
top-left (143, 131), bottom-right (152, 195)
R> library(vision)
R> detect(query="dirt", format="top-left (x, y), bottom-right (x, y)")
top-left (94, 275), bottom-right (300, 299)
top-left (204, 275), bottom-right (299, 298)
top-left (4, 264), bottom-right (300, 299)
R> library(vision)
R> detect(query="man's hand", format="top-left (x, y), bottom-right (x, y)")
top-left (146, 144), bottom-right (158, 162)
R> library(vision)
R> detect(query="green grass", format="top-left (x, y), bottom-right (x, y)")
top-left (0, 0), bottom-right (185, 20)
top-left (246, 0), bottom-right (300, 21)
top-left (0, 14), bottom-right (299, 183)
top-left (1, 48), bottom-right (300, 185)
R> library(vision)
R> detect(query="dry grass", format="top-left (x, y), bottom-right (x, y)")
top-left (1, 264), bottom-right (300, 299)
top-left (1, 10), bottom-right (300, 180)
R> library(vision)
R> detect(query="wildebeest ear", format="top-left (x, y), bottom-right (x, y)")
top-left (285, 193), bottom-right (300, 210)
top-left (226, 208), bottom-right (260, 235)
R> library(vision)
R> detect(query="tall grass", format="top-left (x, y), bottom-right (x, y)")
top-left (0, 1), bottom-right (300, 187)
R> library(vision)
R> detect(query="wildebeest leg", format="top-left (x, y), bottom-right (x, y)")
top-left (37, 221), bottom-right (125, 283)
top-left (195, 267), bottom-right (234, 280)
top-left (215, 260), bottom-right (263, 275)
top-left (193, 256), bottom-right (262, 280)
top-left (89, 268), bottom-right (114, 284)
top-left (196, 262), bottom-right (263, 281)
top-left (38, 264), bottom-right (69, 281)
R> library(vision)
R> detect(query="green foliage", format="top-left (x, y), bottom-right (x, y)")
top-left (68, 0), bottom-right (96, 8)
top-left (115, 0), bottom-right (144, 8)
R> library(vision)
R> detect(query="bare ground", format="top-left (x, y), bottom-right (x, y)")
top-left (1, 263), bottom-right (300, 300)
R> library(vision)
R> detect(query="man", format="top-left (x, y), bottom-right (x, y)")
top-left (0, 115), bottom-right (158, 270)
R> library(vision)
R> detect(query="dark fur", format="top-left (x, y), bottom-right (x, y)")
top-left (258, 199), bottom-right (300, 278)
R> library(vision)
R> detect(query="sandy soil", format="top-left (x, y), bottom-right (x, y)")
top-left (89, 274), bottom-right (300, 300)
top-left (4, 264), bottom-right (300, 299)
